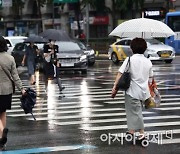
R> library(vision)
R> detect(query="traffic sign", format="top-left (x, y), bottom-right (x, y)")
top-left (53, 0), bottom-right (79, 3)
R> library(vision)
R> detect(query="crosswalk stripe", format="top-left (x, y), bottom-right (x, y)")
top-left (7, 104), bottom-right (103, 113)
top-left (24, 111), bottom-right (154, 121)
top-left (80, 121), bottom-right (180, 131)
top-left (11, 95), bottom-right (180, 102)
top-left (52, 115), bottom-right (180, 126)
top-left (7, 108), bottom-right (126, 117)
top-left (154, 107), bottom-right (180, 110)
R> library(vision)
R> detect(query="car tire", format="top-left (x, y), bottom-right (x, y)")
top-left (88, 61), bottom-right (95, 66)
top-left (81, 70), bottom-right (87, 74)
top-left (111, 52), bottom-right (119, 64)
top-left (165, 59), bottom-right (173, 63)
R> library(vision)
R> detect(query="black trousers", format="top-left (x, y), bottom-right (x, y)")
top-left (44, 62), bottom-right (62, 91)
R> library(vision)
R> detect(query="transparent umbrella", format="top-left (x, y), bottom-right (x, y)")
top-left (109, 18), bottom-right (175, 38)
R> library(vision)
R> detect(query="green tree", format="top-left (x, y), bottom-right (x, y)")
top-left (110, 0), bottom-right (145, 28)
top-left (12, 0), bottom-right (25, 19)
top-left (76, 0), bottom-right (109, 37)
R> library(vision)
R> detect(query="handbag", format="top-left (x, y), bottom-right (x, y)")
top-left (116, 57), bottom-right (131, 91)
top-left (144, 78), bottom-right (161, 109)
top-left (0, 63), bottom-right (15, 93)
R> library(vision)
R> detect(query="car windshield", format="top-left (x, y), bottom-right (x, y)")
top-left (145, 39), bottom-right (162, 45)
top-left (76, 41), bottom-right (87, 50)
top-left (11, 38), bottom-right (27, 45)
top-left (56, 41), bottom-right (81, 52)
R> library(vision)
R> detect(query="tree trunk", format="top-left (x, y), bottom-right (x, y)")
top-left (74, 1), bottom-right (82, 37)
top-left (36, 0), bottom-right (43, 33)
top-left (112, 0), bottom-right (116, 29)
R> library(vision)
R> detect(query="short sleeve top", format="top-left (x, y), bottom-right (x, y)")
top-left (119, 54), bottom-right (153, 101)
top-left (25, 45), bottom-right (38, 62)
top-left (43, 44), bottom-right (59, 59)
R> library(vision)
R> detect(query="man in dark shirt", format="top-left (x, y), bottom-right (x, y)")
top-left (43, 40), bottom-right (65, 93)
top-left (22, 42), bottom-right (39, 85)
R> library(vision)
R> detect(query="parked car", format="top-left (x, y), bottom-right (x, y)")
top-left (76, 41), bottom-right (95, 66)
top-left (4, 36), bottom-right (27, 54)
top-left (108, 38), bottom-right (176, 64)
top-left (56, 41), bottom-right (88, 74)
top-left (11, 42), bottom-right (44, 70)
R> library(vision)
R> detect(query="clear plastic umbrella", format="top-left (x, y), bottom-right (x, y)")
top-left (109, 18), bottom-right (175, 38)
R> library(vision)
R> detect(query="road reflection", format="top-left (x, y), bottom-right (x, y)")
top-left (80, 80), bottom-right (91, 130)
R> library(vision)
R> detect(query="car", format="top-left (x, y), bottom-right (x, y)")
top-left (56, 41), bottom-right (88, 74)
top-left (108, 38), bottom-right (176, 64)
top-left (76, 41), bottom-right (95, 66)
top-left (11, 42), bottom-right (44, 70)
top-left (4, 36), bottom-right (27, 54)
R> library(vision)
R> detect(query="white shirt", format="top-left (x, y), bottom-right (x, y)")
top-left (119, 54), bottom-right (153, 101)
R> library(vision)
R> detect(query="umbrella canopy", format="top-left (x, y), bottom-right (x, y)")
top-left (39, 29), bottom-right (71, 41)
top-left (24, 35), bottom-right (48, 43)
top-left (109, 18), bottom-right (175, 38)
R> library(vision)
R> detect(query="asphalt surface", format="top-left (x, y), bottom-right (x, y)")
top-left (1, 56), bottom-right (180, 154)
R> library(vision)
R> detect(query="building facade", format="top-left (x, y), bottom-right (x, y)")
top-left (0, 0), bottom-right (179, 38)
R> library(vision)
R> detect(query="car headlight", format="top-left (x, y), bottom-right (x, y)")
top-left (84, 50), bottom-right (95, 56)
top-left (80, 55), bottom-right (87, 61)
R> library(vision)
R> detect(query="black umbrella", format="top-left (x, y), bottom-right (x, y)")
top-left (39, 29), bottom-right (71, 41)
top-left (20, 88), bottom-right (37, 120)
top-left (24, 35), bottom-right (48, 43)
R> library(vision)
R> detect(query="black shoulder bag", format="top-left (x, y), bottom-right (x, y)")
top-left (116, 57), bottom-right (131, 91)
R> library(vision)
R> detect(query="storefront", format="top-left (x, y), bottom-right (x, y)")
top-left (2, 19), bottom-right (41, 36)
top-left (88, 16), bottom-right (109, 38)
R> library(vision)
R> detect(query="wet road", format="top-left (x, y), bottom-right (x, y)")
top-left (3, 56), bottom-right (180, 154)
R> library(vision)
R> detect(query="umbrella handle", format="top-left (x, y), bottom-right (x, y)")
top-left (31, 113), bottom-right (36, 121)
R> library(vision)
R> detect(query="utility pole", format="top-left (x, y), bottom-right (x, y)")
top-left (86, 3), bottom-right (89, 45)
top-left (167, 0), bottom-right (170, 13)
top-left (52, 2), bottom-right (55, 29)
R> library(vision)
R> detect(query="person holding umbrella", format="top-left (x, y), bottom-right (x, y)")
top-left (43, 40), bottom-right (65, 92)
top-left (21, 41), bottom-right (40, 85)
top-left (112, 38), bottom-right (153, 144)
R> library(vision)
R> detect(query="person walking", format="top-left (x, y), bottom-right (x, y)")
top-left (21, 42), bottom-right (39, 85)
top-left (0, 36), bottom-right (26, 149)
top-left (112, 38), bottom-right (153, 143)
top-left (43, 40), bottom-right (65, 93)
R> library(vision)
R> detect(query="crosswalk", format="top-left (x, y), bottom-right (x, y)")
top-left (7, 67), bottom-right (180, 146)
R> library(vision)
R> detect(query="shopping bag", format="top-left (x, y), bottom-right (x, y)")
top-left (144, 79), bottom-right (161, 109)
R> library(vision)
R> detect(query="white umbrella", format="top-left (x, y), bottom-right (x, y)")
top-left (109, 18), bottom-right (175, 38)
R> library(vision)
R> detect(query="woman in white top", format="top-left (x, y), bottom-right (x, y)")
top-left (112, 38), bottom-right (153, 143)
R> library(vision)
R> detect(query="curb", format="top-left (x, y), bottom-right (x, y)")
top-left (95, 54), bottom-right (109, 60)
